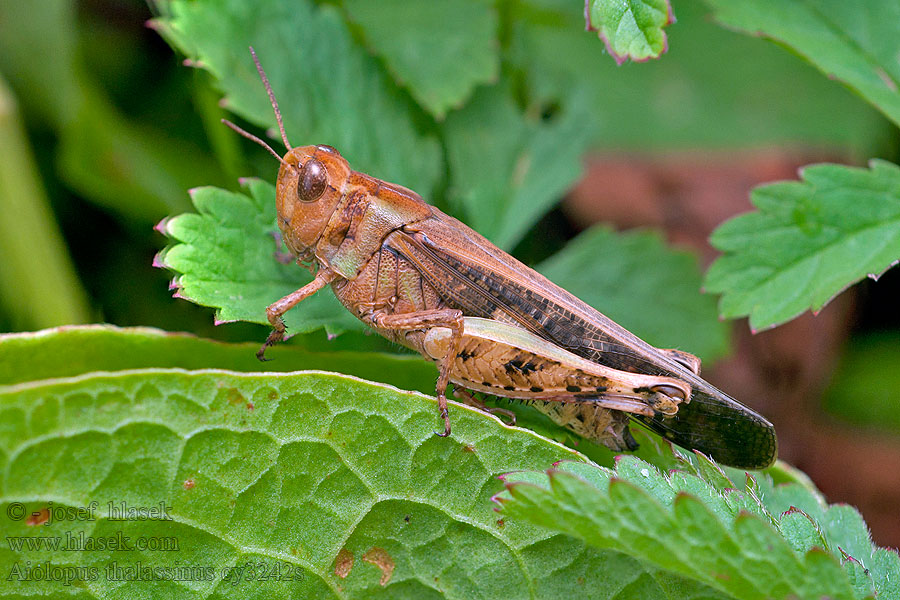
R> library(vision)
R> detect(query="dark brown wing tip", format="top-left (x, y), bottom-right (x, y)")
top-left (710, 422), bottom-right (778, 470)
top-left (634, 395), bottom-right (778, 471)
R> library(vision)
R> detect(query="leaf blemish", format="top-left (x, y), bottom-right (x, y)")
top-left (362, 546), bottom-right (394, 586)
top-left (26, 508), bottom-right (49, 527)
top-left (224, 387), bottom-right (245, 406)
top-left (334, 547), bottom-right (354, 579)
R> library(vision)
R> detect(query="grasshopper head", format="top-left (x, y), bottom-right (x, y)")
top-left (222, 50), bottom-right (353, 260)
top-left (276, 144), bottom-right (351, 256)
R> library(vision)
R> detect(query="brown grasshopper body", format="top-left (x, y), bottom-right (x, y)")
top-left (225, 49), bottom-right (777, 470)
top-left (413, 316), bottom-right (684, 452)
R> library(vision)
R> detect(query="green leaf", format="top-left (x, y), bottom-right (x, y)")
top-left (442, 83), bottom-right (595, 250)
top-left (586, 0), bottom-right (674, 64)
top-left (704, 160), bottom-right (900, 331)
top-left (704, 0), bottom-right (900, 129)
top-left (497, 458), bottom-right (897, 599)
top-left (511, 0), bottom-right (887, 151)
top-left (0, 326), bottom-right (437, 395)
top-left (752, 472), bottom-right (889, 599)
top-left (156, 178), bottom-right (362, 336)
top-left (1, 368), bottom-right (725, 598)
top-left (343, 0), bottom-right (499, 119)
top-left (155, 0), bottom-right (441, 195)
top-left (779, 508), bottom-right (828, 555)
top-left (537, 226), bottom-right (730, 362)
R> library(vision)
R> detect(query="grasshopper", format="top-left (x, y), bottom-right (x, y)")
top-left (224, 49), bottom-right (777, 469)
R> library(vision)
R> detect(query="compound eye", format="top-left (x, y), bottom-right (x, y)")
top-left (297, 158), bottom-right (327, 202)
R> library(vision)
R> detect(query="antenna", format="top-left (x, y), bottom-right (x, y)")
top-left (249, 46), bottom-right (291, 150)
top-left (221, 119), bottom-right (289, 167)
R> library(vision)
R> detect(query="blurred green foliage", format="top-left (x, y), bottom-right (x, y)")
top-left (0, 0), bottom-right (241, 338)
top-left (824, 332), bottom-right (900, 434)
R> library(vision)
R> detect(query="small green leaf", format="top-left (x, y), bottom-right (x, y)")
top-left (704, 160), bottom-right (900, 331)
top-left (705, 0), bottom-right (900, 128)
top-left (586, 0), bottom-right (674, 64)
top-left (343, 0), bottom-right (499, 118)
top-left (497, 459), bottom-right (896, 599)
top-left (156, 0), bottom-right (441, 195)
top-left (779, 508), bottom-right (828, 555)
top-left (156, 178), bottom-right (361, 336)
top-left (442, 83), bottom-right (595, 250)
top-left (0, 326), bottom-right (437, 395)
top-left (538, 226), bottom-right (730, 362)
top-left (693, 451), bottom-right (736, 492)
top-left (751, 458), bottom-right (821, 491)
top-left (612, 456), bottom-right (676, 505)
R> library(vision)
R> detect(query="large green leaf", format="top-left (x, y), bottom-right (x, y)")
top-left (343, 0), bottom-right (499, 119)
top-left (442, 83), bottom-right (594, 250)
top-left (156, 178), bottom-right (362, 337)
top-left (155, 0), bottom-right (441, 195)
top-left (585, 0), bottom-right (673, 64)
top-left (1, 368), bottom-right (728, 599)
top-left (537, 226), bottom-right (730, 362)
top-left (497, 457), bottom-right (899, 599)
top-left (0, 326), bottom-right (740, 475)
top-left (1, 327), bottom-right (887, 598)
top-left (704, 160), bottom-right (900, 330)
top-left (0, 326), bottom-right (436, 395)
top-left (705, 0), bottom-right (900, 129)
